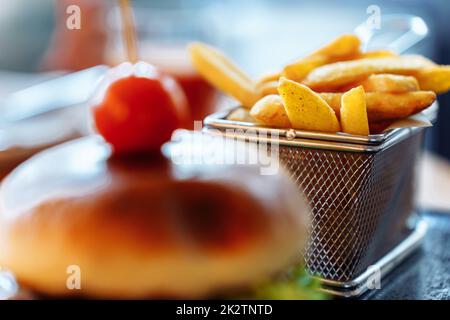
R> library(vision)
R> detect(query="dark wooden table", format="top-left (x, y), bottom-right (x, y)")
top-left (363, 210), bottom-right (450, 300)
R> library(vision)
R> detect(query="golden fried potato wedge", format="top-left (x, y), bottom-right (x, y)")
top-left (415, 66), bottom-right (450, 94)
top-left (312, 34), bottom-right (361, 57)
top-left (320, 91), bottom-right (436, 122)
top-left (256, 73), bottom-right (420, 97)
top-left (189, 42), bottom-right (260, 107)
top-left (258, 80), bottom-right (279, 96)
top-left (278, 78), bottom-right (340, 132)
top-left (357, 50), bottom-right (397, 59)
top-left (282, 34), bottom-right (361, 81)
top-left (357, 74), bottom-right (419, 93)
top-left (283, 55), bottom-right (330, 83)
top-left (227, 107), bottom-right (258, 123)
top-left (250, 95), bottom-right (291, 128)
top-left (365, 91), bottom-right (437, 121)
top-left (340, 86), bottom-right (369, 135)
top-left (303, 55), bottom-right (436, 91)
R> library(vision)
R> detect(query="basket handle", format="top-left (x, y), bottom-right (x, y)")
top-left (354, 13), bottom-right (429, 54)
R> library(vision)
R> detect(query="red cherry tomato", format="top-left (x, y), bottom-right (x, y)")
top-left (93, 68), bottom-right (190, 154)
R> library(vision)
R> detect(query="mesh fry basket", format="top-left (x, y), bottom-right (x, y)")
top-left (204, 103), bottom-right (437, 297)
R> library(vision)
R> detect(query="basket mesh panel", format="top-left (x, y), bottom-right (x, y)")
top-left (277, 133), bottom-right (422, 282)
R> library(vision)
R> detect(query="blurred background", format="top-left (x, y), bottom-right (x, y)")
top-left (0, 0), bottom-right (449, 208)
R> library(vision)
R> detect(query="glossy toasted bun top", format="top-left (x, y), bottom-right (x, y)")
top-left (0, 136), bottom-right (308, 298)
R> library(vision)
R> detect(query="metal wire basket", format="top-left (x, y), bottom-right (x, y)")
top-left (204, 103), bottom-right (437, 297)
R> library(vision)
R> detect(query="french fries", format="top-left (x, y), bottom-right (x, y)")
top-left (352, 74), bottom-right (419, 93)
top-left (270, 74), bottom-right (420, 94)
top-left (255, 78), bottom-right (432, 122)
top-left (320, 91), bottom-right (436, 122)
top-left (258, 80), bottom-right (279, 96)
top-left (246, 90), bottom-right (434, 127)
top-left (340, 86), bottom-right (369, 135)
top-left (258, 49), bottom-right (397, 87)
top-left (188, 42), bottom-right (260, 107)
top-left (278, 78), bottom-right (340, 132)
top-left (282, 34), bottom-right (361, 81)
top-left (256, 72), bottom-right (282, 86)
top-left (250, 95), bottom-right (291, 128)
top-left (303, 55), bottom-right (436, 91)
top-left (283, 55), bottom-right (332, 83)
top-left (189, 33), bottom-right (449, 136)
top-left (227, 107), bottom-right (258, 123)
top-left (357, 50), bottom-right (396, 59)
top-left (414, 66), bottom-right (450, 94)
